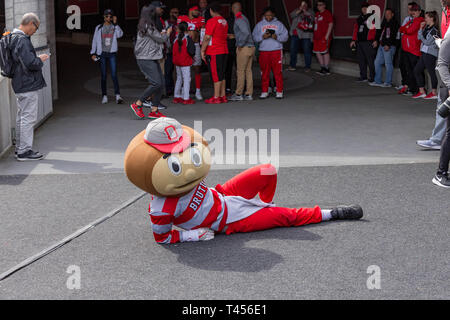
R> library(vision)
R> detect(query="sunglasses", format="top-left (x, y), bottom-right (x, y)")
top-left (104, 15), bottom-right (112, 18)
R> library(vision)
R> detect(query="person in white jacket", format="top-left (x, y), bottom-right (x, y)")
top-left (252, 7), bottom-right (289, 99)
top-left (90, 9), bottom-right (124, 104)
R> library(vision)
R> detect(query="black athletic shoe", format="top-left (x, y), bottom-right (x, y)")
top-left (331, 205), bottom-right (363, 220)
top-left (316, 67), bottom-right (326, 76)
top-left (157, 103), bottom-right (168, 110)
top-left (432, 172), bottom-right (450, 188)
top-left (142, 100), bottom-right (153, 108)
top-left (17, 150), bottom-right (44, 162)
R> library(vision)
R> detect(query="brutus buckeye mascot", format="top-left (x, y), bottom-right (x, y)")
top-left (124, 118), bottom-right (363, 244)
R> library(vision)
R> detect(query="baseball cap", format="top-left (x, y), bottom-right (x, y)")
top-left (144, 118), bottom-right (191, 154)
top-left (189, 6), bottom-right (200, 12)
top-left (411, 4), bottom-right (421, 11)
top-left (151, 1), bottom-right (167, 8)
top-left (104, 9), bottom-right (114, 16)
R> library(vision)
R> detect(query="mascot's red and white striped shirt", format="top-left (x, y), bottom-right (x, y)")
top-left (149, 181), bottom-right (273, 244)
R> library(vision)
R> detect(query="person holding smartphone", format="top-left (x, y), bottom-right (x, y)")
top-left (252, 6), bottom-right (289, 99)
top-left (90, 9), bottom-right (124, 105)
top-left (131, 5), bottom-right (172, 119)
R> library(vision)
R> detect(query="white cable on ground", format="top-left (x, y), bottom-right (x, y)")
top-left (0, 192), bottom-right (147, 282)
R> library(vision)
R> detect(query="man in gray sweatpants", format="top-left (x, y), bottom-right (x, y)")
top-left (10, 13), bottom-right (48, 161)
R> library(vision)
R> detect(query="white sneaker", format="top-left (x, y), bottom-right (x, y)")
top-left (102, 96), bottom-right (108, 104)
top-left (195, 90), bottom-right (203, 100)
top-left (116, 95), bottom-right (124, 104)
top-left (276, 92), bottom-right (284, 99)
top-left (260, 92), bottom-right (269, 99)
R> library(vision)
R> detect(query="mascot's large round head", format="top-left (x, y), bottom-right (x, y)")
top-left (124, 118), bottom-right (211, 198)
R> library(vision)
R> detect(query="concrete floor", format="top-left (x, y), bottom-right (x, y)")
top-left (0, 44), bottom-right (448, 300)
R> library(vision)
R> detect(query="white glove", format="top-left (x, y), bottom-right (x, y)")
top-left (180, 228), bottom-right (215, 242)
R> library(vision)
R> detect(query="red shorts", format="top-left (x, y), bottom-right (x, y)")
top-left (313, 38), bottom-right (331, 54)
top-left (206, 54), bottom-right (228, 83)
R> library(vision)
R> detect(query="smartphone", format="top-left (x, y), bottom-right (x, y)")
top-left (434, 35), bottom-right (442, 49)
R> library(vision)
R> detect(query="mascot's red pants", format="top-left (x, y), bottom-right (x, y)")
top-left (215, 164), bottom-right (323, 235)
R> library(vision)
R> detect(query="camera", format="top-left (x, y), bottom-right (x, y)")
top-left (266, 29), bottom-right (275, 35)
top-left (438, 97), bottom-right (450, 118)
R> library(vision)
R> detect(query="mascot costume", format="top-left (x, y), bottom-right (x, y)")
top-left (124, 118), bottom-right (363, 244)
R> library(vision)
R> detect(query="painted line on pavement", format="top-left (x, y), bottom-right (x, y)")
top-left (0, 192), bottom-right (147, 282)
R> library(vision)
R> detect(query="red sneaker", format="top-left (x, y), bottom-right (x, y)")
top-left (205, 97), bottom-right (221, 104)
top-left (172, 97), bottom-right (183, 104)
top-left (412, 92), bottom-right (426, 99)
top-left (398, 86), bottom-right (407, 94)
top-left (148, 111), bottom-right (166, 119)
top-left (424, 92), bottom-right (438, 100)
top-left (182, 98), bottom-right (196, 105)
top-left (220, 96), bottom-right (228, 103)
top-left (130, 103), bottom-right (145, 119)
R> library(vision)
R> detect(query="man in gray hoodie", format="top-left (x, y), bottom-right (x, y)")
top-left (230, 2), bottom-right (255, 101)
top-left (252, 7), bottom-right (289, 99)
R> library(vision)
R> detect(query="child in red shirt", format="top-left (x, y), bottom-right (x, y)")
top-left (172, 22), bottom-right (196, 105)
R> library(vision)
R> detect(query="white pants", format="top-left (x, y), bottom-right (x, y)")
top-left (15, 91), bottom-right (39, 154)
top-left (174, 66), bottom-right (191, 100)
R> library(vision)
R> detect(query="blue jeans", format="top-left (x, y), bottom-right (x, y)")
top-left (100, 52), bottom-right (120, 96)
top-left (431, 72), bottom-right (448, 144)
top-left (290, 37), bottom-right (312, 69)
top-left (374, 45), bottom-right (396, 85)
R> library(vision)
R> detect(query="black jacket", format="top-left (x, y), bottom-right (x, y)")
top-left (10, 30), bottom-right (46, 94)
top-left (379, 18), bottom-right (400, 47)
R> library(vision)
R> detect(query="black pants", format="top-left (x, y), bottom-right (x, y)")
top-left (165, 53), bottom-right (175, 94)
top-left (439, 116), bottom-right (450, 173)
top-left (357, 41), bottom-right (376, 81)
top-left (225, 47), bottom-right (236, 91)
top-left (404, 52), bottom-right (419, 93)
top-left (399, 49), bottom-right (408, 86)
top-left (414, 52), bottom-right (438, 89)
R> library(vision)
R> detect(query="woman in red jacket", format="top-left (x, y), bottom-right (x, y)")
top-left (398, 4), bottom-right (424, 96)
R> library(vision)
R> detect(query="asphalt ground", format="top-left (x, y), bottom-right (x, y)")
top-left (0, 44), bottom-right (448, 299)
top-left (0, 163), bottom-right (448, 299)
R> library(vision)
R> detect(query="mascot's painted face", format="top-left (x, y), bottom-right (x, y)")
top-left (124, 118), bottom-right (211, 198)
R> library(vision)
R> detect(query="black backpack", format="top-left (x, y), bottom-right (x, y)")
top-left (0, 30), bottom-right (16, 78)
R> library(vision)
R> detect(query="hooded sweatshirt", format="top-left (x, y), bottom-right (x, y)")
top-left (252, 17), bottom-right (289, 52)
top-left (399, 16), bottom-right (425, 56)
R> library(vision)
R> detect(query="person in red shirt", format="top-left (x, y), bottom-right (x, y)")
top-left (178, 6), bottom-right (206, 101)
top-left (201, 2), bottom-right (229, 104)
top-left (399, 4), bottom-right (424, 95)
top-left (313, 1), bottom-right (333, 75)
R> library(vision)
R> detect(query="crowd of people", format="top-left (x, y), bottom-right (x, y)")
top-left (3, 0), bottom-right (450, 189)
top-left (353, 2), bottom-right (441, 102)
top-left (89, 0), bottom-right (335, 119)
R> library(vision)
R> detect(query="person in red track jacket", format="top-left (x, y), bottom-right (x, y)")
top-left (350, 2), bottom-right (379, 82)
top-left (399, 4), bottom-right (424, 95)
top-left (172, 22), bottom-right (196, 105)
